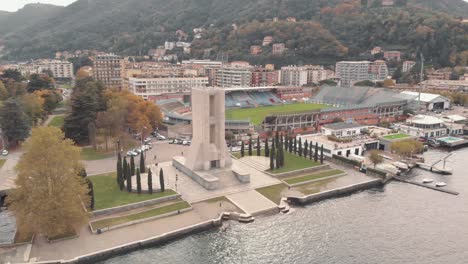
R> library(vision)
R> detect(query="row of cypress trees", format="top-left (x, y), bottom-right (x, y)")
top-left (116, 152), bottom-right (165, 194)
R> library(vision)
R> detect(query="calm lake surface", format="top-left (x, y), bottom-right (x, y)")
top-left (102, 148), bottom-right (468, 264)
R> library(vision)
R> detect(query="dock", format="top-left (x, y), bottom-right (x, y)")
top-left (393, 176), bottom-right (459, 195)
top-left (415, 163), bottom-right (452, 175)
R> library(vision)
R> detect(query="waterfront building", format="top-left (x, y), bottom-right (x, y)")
top-left (93, 54), bottom-right (124, 89)
top-left (394, 115), bottom-right (448, 139)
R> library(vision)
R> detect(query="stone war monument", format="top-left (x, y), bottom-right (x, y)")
top-left (173, 87), bottom-right (249, 190)
top-left (185, 87), bottom-right (232, 171)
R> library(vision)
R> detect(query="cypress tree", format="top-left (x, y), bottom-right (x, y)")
top-left (148, 169), bottom-right (153, 194)
top-left (275, 131), bottom-right (279, 147)
top-left (140, 152), bottom-right (145, 173)
top-left (87, 179), bottom-right (95, 210)
top-left (117, 153), bottom-right (122, 186)
top-left (256, 137), bottom-right (261, 156)
top-left (309, 142), bottom-right (313, 160)
top-left (289, 137), bottom-right (293, 152)
top-left (304, 140), bottom-right (308, 158)
top-left (280, 134), bottom-right (284, 149)
top-left (281, 147), bottom-right (285, 167)
top-left (159, 168), bottom-right (165, 192)
top-left (276, 148), bottom-right (280, 169)
top-left (265, 137), bottom-right (270, 157)
top-left (122, 157), bottom-right (128, 180)
top-left (136, 168), bottom-right (142, 194)
top-left (241, 141), bottom-right (245, 157)
top-left (270, 148), bottom-right (275, 170)
top-left (284, 136), bottom-right (288, 152)
top-left (248, 137), bottom-right (253, 156)
top-left (320, 145), bottom-right (324, 164)
top-left (126, 165), bottom-right (132, 192)
top-left (293, 138), bottom-right (297, 154)
top-left (314, 142), bottom-right (319, 162)
top-left (298, 138), bottom-right (303, 157)
top-left (130, 155), bottom-right (135, 176)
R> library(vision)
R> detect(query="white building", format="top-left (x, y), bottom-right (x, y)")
top-left (321, 122), bottom-right (367, 138)
top-left (305, 65), bottom-right (335, 84)
top-left (18, 60), bottom-right (74, 79)
top-left (402, 61), bottom-right (416, 73)
top-left (280, 66), bottom-right (308, 86)
top-left (400, 91), bottom-right (450, 111)
top-left (394, 115), bottom-right (447, 138)
top-left (164, 41), bottom-right (175, 50)
top-left (335, 61), bottom-right (388, 87)
top-left (128, 75), bottom-right (208, 100)
top-left (216, 65), bottom-right (252, 87)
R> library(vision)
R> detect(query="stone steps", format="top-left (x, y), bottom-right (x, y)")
top-left (238, 157), bottom-right (269, 171)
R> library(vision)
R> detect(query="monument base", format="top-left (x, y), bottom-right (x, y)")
top-left (172, 156), bottom-right (250, 190)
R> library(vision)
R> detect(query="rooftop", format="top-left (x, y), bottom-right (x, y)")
top-left (400, 91), bottom-right (445, 103)
top-left (382, 133), bottom-right (411, 140)
top-left (408, 115), bottom-right (444, 125)
top-left (322, 122), bottom-right (366, 130)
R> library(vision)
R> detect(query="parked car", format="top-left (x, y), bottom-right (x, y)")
top-left (126, 150), bottom-right (138, 157)
top-left (182, 140), bottom-right (191, 146)
top-left (1, 150), bottom-right (8, 156)
top-left (156, 135), bottom-right (166, 140)
top-left (141, 145), bottom-right (151, 151)
top-left (144, 143), bottom-right (152, 149)
top-left (133, 148), bottom-right (142, 154)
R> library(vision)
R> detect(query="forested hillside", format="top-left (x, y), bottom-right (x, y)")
top-left (0, 4), bottom-right (63, 35)
top-left (0, 0), bottom-right (467, 68)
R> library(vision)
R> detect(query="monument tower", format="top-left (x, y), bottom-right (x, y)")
top-left (185, 87), bottom-right (232, 171)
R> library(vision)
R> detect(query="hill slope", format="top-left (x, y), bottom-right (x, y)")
top-left (410, 0), bottom-right (468, 17)
top-left (0, 0), bottom-right (466, 68)
top-left (0, 4), bottom-right (63, 35)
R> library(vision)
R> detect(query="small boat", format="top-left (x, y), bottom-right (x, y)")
top-left (422, 178), bottom-right (433, 184)
top-left (393, 161), bottom-right (409, 171)
top-left (435, 182), bottom-right (447, 187)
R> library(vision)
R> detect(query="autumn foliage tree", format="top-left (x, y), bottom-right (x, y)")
top-left (8, 127), bottom-right (89, 238)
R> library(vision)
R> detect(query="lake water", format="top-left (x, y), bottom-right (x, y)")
top-left (101, 148), bottom-right (468, 264)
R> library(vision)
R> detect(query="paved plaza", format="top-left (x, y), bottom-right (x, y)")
top-left (227, 190), bottom-right (278, 215)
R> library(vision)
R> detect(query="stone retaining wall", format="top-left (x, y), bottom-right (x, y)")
top-left (91, 194), bottom-right (181, 217)
top-left (287, 172), bottom-right (347, 187)
top-left (287, 179), bottom-right (383, 205)
top-left (89, 207), bottom-right (193, 234)
top-left (31, 215), bottom-right (227, 264)
top-left (173, 158), bottom-right (219, 190)
top-left (267, 164), bottom-right (330, 178)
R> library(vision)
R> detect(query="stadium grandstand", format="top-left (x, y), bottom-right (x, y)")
top-left (225, 90), bottom-right (282, 108)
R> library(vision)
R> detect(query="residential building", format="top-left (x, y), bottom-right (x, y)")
top-left (394, 115), bottom-right (447, 138)
top-left (262, 36), bottom-right (273, 46)
top-left (336, 61), bottom-right (388, 86)
top-left (250, 45), bottom-right (262, 55)
top-left (321, 122), bottom-right (367, 138)
top-left (427, 69), bottom-right (451, 80)
top-left (251, 67), bottom-right (279, 87)
top-left (383, 51), bottom-right (401, 61)
top-left (216, 65), bottom-right (252, 87)
top-left (148, 47), bottom-right (166, 58)
top-left (305, 65), bottom-right (335, 84)
top-left (286, 17), bottom-right (297, 22)
top-left (18, 60), bottom-right (74, 79)
top-left (128, 75), bottom-right (208, 101)
top-left (371, 46), bottom-right (383, 55)
top-left (402, 61), bottom-right (416, 73)
top-left (335, 61), bottom-right (371, 87)
top-left (272, 43), bottom-right (286, 55)
top-left (164, 41), bottom-right (175, 50)
top-left (280, 66), bottom-right (308, 86)
top-left (93, 54), bottom-right (124, 89)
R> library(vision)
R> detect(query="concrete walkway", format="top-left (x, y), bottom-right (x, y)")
top-left (29, 201), bottom-right (241, 262)
top-left (227, 190), bottom-right (278, 216)
top-left (0, 151), bottom-right (22, 193)
top-left (237, 156), bottom-right (270, 171)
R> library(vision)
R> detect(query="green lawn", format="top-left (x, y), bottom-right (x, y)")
top-left (256, 184), bottom-right (288, 204)
top-left (226, 103), bottom-right (327, 125)
top-left (382, 133), bottom-right (411, 140)
top-left (81, 147), bottom-right (114, 161)
top-left (90, 201), bottom-right (191, 230)
top-left (0, 159), bottom-right (5, 169)
top-left (235, 150), bottom-right (321, 174)
top-left (89, 173), bottom-right (177, 210)
top-left (284, 169), bottom-right (344, 185)
top-left (48, 115), bottom-right (65, 128)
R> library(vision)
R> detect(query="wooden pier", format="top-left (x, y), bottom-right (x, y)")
top-left (393, 176), bottom-right (459, 195)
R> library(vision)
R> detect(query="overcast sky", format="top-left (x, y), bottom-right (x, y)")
top-left (0, 0), bottom-right (77, 12)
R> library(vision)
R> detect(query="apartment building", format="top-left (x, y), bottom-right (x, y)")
top-left (402, 61), bottom-right (416, 73)
top-left (18, 60), bottom-right (74, 79)
top-left (305, 65), bottom-right (335, 84)
top-left (272, 43), bottom-right (286, 55)
top-left (383, 51), bottom-right (401, 61)
top-left (128, 75), bottom-right (208, 100)
top-left (280, 66), bottom-right (308, 86)
top-left (251, 67), bottom-right (279, 86)
top-left (93, 54), bottom-right (124, 89)
top-left (216, 65), bottom-right (252, 87)
top-left (335, 61), bottom-right (388, 87)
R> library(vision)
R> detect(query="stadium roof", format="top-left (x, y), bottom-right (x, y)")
top-left (400, 91), bottom-right (447, 103)
top-left (312, 86), bottom-right (412, 107)
top-left (408, 115), bottom-right (444, 125)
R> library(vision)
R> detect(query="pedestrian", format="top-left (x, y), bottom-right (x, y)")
top-left (219, 202), bottom-right (222, 207)
top-left (181, 151), bottom-right (184, 156)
